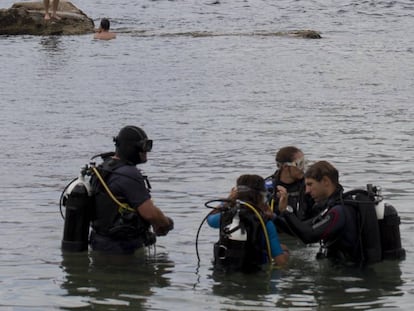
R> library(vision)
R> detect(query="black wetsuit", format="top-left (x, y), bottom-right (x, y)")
top-left (282, 188), bottom-right (362, 265)
top-left (269, 175), bottom-right (318, 235)
top-left (272, 178), bottom-right (316, 220)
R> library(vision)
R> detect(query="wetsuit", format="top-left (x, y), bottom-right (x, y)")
top-left (273, 178), bottom-right (314, 219)
top-left (282, 188), bottom-right (361, 265)
top-left (268, 174), bottom-right (318, 234)
top-left (90, 158), bottom-right (153, 254)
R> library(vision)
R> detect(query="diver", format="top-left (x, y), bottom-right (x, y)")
top-left (266, 146), bottom-right (317, 234)
top-left (89, 125), bottom-right (174, 254)
top-left (207, 174), bottom-right (289, 272)
top-left (278, 160), bottom-right (362, 266)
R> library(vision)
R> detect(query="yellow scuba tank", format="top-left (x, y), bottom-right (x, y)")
top-left (61, 166), bottom-right (93, 252)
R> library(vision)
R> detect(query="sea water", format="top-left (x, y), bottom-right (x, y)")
top-left (0, 0), bottom-right (413, 309)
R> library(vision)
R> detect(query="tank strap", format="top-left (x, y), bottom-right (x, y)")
top-left (90, 166), bottom-right (136, 214)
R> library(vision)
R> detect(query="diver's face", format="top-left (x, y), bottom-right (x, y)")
top-left (305, 177), bottom-right (329, 203)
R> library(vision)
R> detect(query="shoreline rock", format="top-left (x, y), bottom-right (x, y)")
top-left (0, 1), bottom-right (95, 35)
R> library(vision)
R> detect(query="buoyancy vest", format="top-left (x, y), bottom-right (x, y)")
top-left (318, 185), bottom-right (405, 265)
top-left (91, 158), bottom-right (151, 241)
top-left (214, 204), bottom-right (268, 273)
top-left (310, 188), bottom-right (360, 264)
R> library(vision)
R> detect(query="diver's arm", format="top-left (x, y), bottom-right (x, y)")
top-left (137, 199), bottom-right (174, 236)
top-left (282, 205), bottom-right (345, 244)
top-left (266, 221), bottom-right (289, 266)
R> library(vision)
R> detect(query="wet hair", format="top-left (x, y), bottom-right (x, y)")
top-left (235, 174), bottom-right (266, 208)
top-left (305, 160), bottom-right (339, 186)
top-left (100, 18), bottom-right (110, 31)
top-left (275, 146), bottom-right (302, 164)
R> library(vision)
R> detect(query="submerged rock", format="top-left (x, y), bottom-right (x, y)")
top-left (289, 30), bottom-right (322, 39)
top-left (127, 29), bottom-right (322, 39)
top-left (0, 1), bottom-right (94, 35)
top-left (254, 29), bottom-right (322, 39)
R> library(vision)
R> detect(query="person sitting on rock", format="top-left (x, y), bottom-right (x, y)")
top-left (94, 18), bottom-right (117, 40)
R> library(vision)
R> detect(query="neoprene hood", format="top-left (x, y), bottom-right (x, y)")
top-left (113, 125), bottom-right (152, 165)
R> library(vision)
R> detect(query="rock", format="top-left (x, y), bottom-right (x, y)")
top-left (289, 30), bottom-right (322, 39)
top-left (255, 29), bottom-right (322, 39)
top-left (0, 1), bottom-right (95, 35)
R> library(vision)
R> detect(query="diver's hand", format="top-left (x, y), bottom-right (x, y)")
top-left (277, 185), bottom-right (288, 212)
top-left (154, 217), bottom-right (174, 236)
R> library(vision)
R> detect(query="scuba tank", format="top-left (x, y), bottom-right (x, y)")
top-left (61, 165), bottom-right (93, 252)
top-left (375, 201), bottom-right (406, 260)
top-left (225, 211), bottom-right (247, 241)
top-left (214, 207), bottom-right (249, 271)
top-left (364, 184), bottom-right (406, 260)
top-left (342, 184), bottom-right (405, 263)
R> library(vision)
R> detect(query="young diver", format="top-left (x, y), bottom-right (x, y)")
top-left (207, 174), bottom-right (289, 272)
top-left (266, 146), bottom-right (318, 234)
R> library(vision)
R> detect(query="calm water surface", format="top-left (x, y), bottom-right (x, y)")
top-left (0, 0), bottom-right (413, 310)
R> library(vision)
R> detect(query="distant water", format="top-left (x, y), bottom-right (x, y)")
top-left (0, 0), bottom-right (413, 310)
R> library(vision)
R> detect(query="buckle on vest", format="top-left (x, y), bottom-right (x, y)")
top-left (217, 244), bottom-right (227, 260)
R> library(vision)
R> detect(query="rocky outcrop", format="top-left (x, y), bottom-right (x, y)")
top-left (250, 30), bottom-right (321, 39)
top-left (0, 1), bottom-right (94, 35)
top-left (132, 29), bottom-right (322, 39)
top-left (286, 30), bottom-right (321, 39)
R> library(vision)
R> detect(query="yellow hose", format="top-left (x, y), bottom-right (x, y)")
top-left (238, 200), bottom-right (272, 264)
top-left (91, 166), bottom-right (136, 213)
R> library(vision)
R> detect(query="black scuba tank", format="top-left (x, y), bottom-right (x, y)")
top-left (375, 202), bottom-right (406, 260)
top-left (61, 170), bottom-right (93, 252)
top-left (343, 184), bottom-right (406, 263)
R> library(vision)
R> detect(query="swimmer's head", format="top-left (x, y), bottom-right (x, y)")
top-left (100, 18), bottom-right (110, 31)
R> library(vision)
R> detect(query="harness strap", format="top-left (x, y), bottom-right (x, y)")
top-left (91, 166), bottom-right (136, 214)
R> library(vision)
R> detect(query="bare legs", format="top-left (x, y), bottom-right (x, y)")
top-left (44, 0), bottom-right (61, 20)
top-left (43, 0), bottom-right (50, 20)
